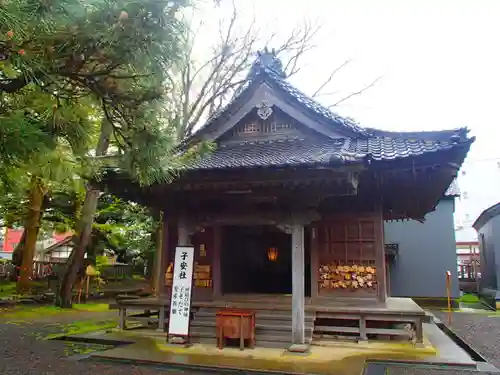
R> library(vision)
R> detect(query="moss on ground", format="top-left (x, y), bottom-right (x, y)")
top-left (0, 303), bottom-right (112, 322)
top-left (43, 319), bottom-right (117, 340)
top-left (0, 282), bottom-right (17, 298)
top-left (0, 281), bottom-right (48, 298)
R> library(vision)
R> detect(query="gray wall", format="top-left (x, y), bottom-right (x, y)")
top-left (477, 215), bottom-right (500, 300)
top-left (384, 199), bottom-right (460, 298)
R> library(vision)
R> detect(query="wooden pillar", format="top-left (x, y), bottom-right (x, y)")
top-left (386, 258), bottom-right (391, 297)
top-left (375, 208), bottom-right (387, 303)
top-left (178, 218), bottom-right (191, 246)
top-left (212, 225), bottom-right (222, 298)
top-left (154, 214), bottom-right (168, 297)
top-left (157, 215), bottom-right (169, 332)
top-left (310, 225), bottom-right (319, 300)
top-left (290, 221), bottom-right (306, 350)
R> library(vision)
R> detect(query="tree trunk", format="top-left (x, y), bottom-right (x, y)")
top-left (17, 177), bottom-right (45, 294)
top-left (56, 119), bottom-right (112, 308)
top-left (12, 230), bottom-right (26, 268)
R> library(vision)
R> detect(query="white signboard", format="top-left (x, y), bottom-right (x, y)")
top-left (168, 246), bottom-right (195, 336)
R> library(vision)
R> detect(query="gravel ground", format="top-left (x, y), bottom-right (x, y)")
top-left (432, 310), bottom-right (500, 368)
top-left (0, 308), bottom-right (496, 375)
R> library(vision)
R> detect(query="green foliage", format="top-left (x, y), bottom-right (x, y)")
top-left (1, 0), bottom-right (194, 184)
top-left (0, 0), bottom-right (201, 292)
top-left (41, 188), bottom-right (155, 264)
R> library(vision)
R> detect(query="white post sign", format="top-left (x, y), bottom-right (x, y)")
top-left (168, 246), bottom-right (195, 336)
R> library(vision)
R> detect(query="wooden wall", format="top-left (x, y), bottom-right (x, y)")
top-left (164, 224), bottom-right (215, 300)
top-left (312, 213), bottom-right (383, 298)
top-left (163, 214), bottom-right (386, 301)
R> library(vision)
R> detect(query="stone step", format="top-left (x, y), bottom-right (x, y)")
top-left (190, 324), bottom-right (314, 338)
top-left (192, 335), bottom-right (289, 350)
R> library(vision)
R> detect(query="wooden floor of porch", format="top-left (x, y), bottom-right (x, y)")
top-left (193, 293), bottom-right (426, 314)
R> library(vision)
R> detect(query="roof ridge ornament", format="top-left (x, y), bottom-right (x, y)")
top-left (249, 47), bottom-right (287, 79)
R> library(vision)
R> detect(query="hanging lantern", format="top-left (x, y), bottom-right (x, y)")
top-left (267, 247), bottom-right (278, 262)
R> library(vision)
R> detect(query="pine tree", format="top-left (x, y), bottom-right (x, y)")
top-left (1, 0), bottom-right (200, 305)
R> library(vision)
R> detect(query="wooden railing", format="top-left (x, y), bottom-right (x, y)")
top-left (458, 264), bottom-right (478, 282)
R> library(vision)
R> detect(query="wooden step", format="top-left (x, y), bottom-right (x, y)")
top-left (192, 315), bottom-right (315, 326)
top-left (195, 311), bottom-right (315, 321)
top-left (195, 309), bottom-right (315, 320)
top-left (196, 306), bottom-right (315, 315)
top-left (190, 304), bottom-right (315, 349)
top-left (191, 320), bottom-right (314, 333)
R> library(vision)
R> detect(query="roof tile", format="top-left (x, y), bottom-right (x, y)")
top-left (190, 136), bottom-right (458, 170)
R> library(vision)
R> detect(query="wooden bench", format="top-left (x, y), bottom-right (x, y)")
top-left (115, 297), bottom-right (170, 332)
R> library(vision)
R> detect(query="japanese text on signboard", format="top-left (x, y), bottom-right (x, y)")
top-left (168, 246), bottom-right (194, 336)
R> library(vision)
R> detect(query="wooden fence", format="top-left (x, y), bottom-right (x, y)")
top-left (0, 261), bottom-right (132, 281)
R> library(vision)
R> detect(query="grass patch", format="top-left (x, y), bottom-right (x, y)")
top-left (0, 281), bottom-right (51, 298)
top-left (0, 282), bottom-right (17, 298)
top-left (459, 293), bottom-right (480, 304)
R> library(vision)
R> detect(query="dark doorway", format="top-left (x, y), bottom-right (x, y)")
top-left (221, 225), bottom-right (311, 296)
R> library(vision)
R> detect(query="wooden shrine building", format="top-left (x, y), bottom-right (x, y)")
top-left (104, 50), bottom-right (474, 350)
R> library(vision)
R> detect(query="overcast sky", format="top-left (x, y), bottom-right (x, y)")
top-left (197, 0), bottom-right (500, 240)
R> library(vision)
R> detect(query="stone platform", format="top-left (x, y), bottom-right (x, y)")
top-left (60, 320), bottom-right (487, 375)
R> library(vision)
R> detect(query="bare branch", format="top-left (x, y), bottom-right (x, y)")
top-left (311, 59), bottom-right (351, 98)
top-left (330, 76), bottom-right (382, 107)
top-left (278, 21), bottom-right (321, 77)
top-left (170, 2), bottom-right (379, 138)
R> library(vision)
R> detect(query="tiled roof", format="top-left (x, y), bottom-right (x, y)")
top-left (262, 68), bottom-right (367, 136)
top-left (183, 50), bottom-right (474, 172)
top-left (189, 61), bottom-right (368, 142)
top-left (191, 136), bottom-right (465, 170)
top-left (188, 51), bottom-right (471, 145)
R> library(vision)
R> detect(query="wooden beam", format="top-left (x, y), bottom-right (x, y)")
top-left (188, 210), bottom-right (321, 228)
top-left (291, 221), bottom-right (305, 346)
top-left (161, 215), bottom-right (170, 296)
top-left (212, 225), bottom-right (222, 298)
top-left (374, 203), bottom-right (387, 303)
top-left (310, 225), bottom-right (319, 299)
